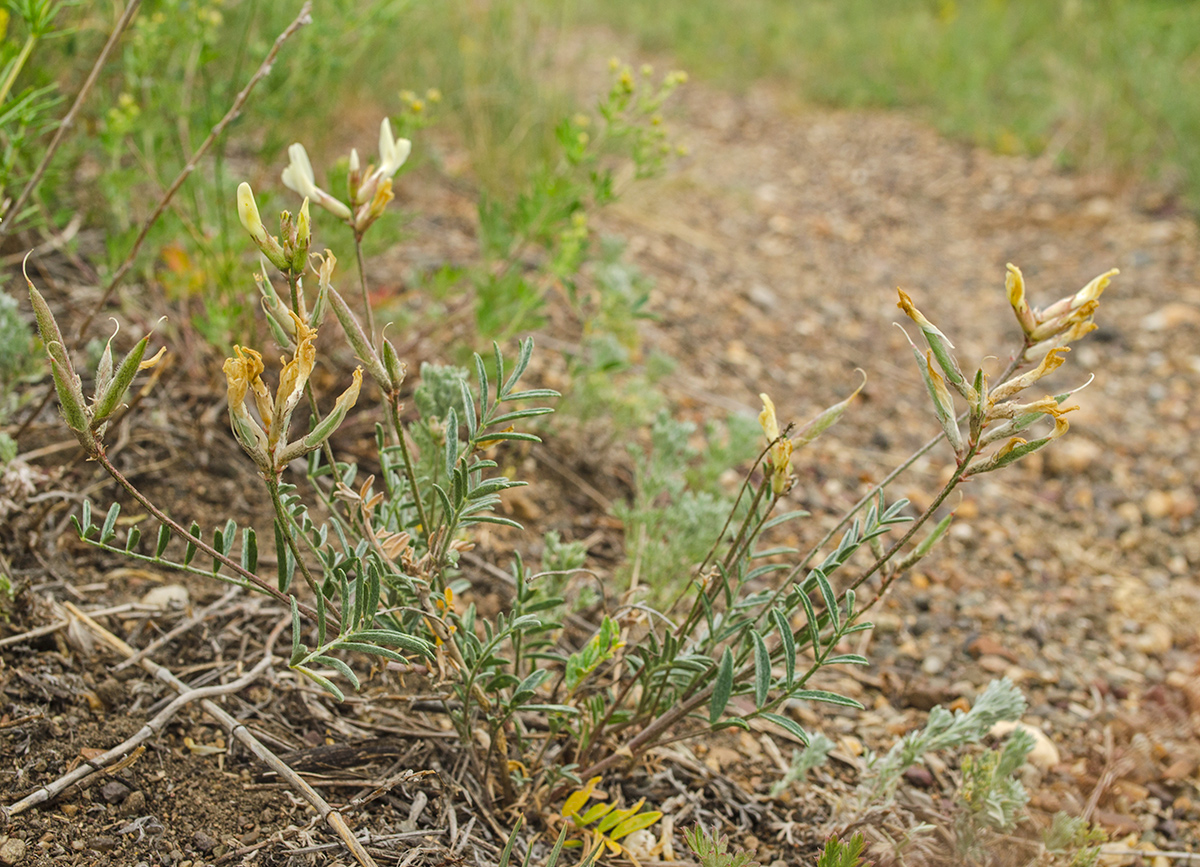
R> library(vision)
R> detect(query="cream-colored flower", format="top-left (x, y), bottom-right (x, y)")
top-left (281, 143), bottom-right (353, 221)
top-left (237, 182), bottom-right (269, 247)
top-left (377, 117), bottom-right (411, 179)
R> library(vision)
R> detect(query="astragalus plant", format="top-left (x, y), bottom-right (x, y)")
top-left (29, 104), bottom-right (1117, 821)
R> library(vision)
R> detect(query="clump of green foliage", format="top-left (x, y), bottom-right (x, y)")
top-left (18, 6), bottom-right (1123, 860)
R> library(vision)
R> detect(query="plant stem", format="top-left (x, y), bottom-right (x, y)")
top-left (0, 35), bottom-right (37, 107)
top-left (265, 475), bottom-right (334, 622)
top-left (93, 449), bottom-right (331, 627)
top-left (354, 233), bottom-right (377, 344)
top-left (387, 395), bottom-right (432, 551)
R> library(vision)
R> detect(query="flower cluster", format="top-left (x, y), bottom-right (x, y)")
top-left (281, 118), bottom-right (411, 234)
top-left (222, 312), bottom-right (361, 477)
top-left (896, 264), bottom-right (1117, 475)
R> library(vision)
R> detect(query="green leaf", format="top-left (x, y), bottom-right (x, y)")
top-left (497, 815), bottom-right (523, 867)
top-left (771, 608), bottom-right (796, 686)
top-left (100, 503), bottom-right (120, 545)
top-left (184, 521), bottom-right (201, 566)
top-left (761, 509), bottom-right (811, 531)
top-left (483, 407), bottom-right (555, 427)
top-left (462, 514), bottom-right (524, 529)
top-left (761, 712), bottom-right (810, 745)
top-left (80, 500), bottom-right (92, 535)
top-left (275, 519), bottom-right (291, 592)
top-left (609, 811), bottom-right (662, 841)
top-left (125, 526), bottom-right (141, 552)
top-left (798, 588), bottom-right (821, 653)
top-left (241, 527), bottom-right (258, 573)
top-left (501, 338), bottom-right (534, 397)
top-left (814, 569), bottom-right (840, 631)
top-left (515, 668), bottom-right (550, 696)
top-left (824, 654), bottom-right (869, 667)
top-left (295, 666), bottom-right (345, 702)
top-left (474, 353), bottom-right (490, 416)
top-left (335, 641), bottom-right (412, 662)
top-left (316, 584), bottom-right (327, 648)
top-left (709, 647), bottom-right (734, 723)
top-left (155, 523), bottom-right (170, 558)
top-left (712, 717), bottom-right (751, 731)
top-left (751, 631), bottom-right (771, 708)
top-left (313, 655), bottom-right (360, 690)
top-left (792, 689), bottom-right (864, 710)
top-left (290, 597), bottom-right (302, 664)
top-left (502, 388), bottom-right (559, 401)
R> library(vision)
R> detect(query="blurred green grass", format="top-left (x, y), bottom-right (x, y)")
top-left (16, 0), bottom-right (1198, 341)
top-left (573, 0), bottom-right (1200, 208)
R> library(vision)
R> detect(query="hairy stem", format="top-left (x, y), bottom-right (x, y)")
top-left (354, 233), bottom-right (377, 345)
top-left (93, 449), bottom-right (332, 627)
top-left (264, 475), bottom-right (333, 623)
top-left (387, 395), bottom-right (432, 552)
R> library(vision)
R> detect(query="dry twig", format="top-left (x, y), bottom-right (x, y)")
top-left (3, 617), bottom-right (283, 818)
top-left (54, 601), bottom-right (380, 867)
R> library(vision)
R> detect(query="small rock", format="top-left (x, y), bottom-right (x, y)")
top-left (192, 831), bottom-right (217, 853)
top-left (100, 780), bottom-right (130, 804)
top-left (922, 655), bottom-right (946, 676)
top-left (1134, 622), bottom-right (1174, 656)
top-left (1141, 303), bottom-right (1200, 332)
top-left (141, 585), bottom-right (189, 609)
top-left (0, 837), bottom-right (26, 866)
top-left (1144, 490), bottom-right (1174, 520)
top-left (978, 654), bottom-right (1011, 674)
top-left (990, 721), bottom-right (1060, 769)
top-left (903, 765), bottom-right (934, 788)
top-left (1115, 502), bottom-right (1143, 526)
top-left (624, 829), bottom-right (657, 861)
top-left (966, 635), bottom-right (1019, 663)
top-left (747, 284), bottom-right (778, 310)
top-left (120, 790), bottom-right (146, 817)
top-left (88, 836), bottom-right (118, 852)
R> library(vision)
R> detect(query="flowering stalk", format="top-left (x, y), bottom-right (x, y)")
top-left (280, 118), bottom-right (413, 342)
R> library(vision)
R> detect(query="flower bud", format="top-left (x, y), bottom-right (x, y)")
top-left (1005, 263), bottom-right (1036, 336)
top-left (237, 183), bottom-right (289, 270)
top-left (382, 337), bottom-right (407, 394)
top-left (291, 198), bottom-right (311, 272)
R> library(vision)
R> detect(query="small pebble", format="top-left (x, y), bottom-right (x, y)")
top-left (0, 838), bottom-right (27, 866)
top-left (192, 831), bottom-right (217, 853)
top-left (101, 780), bottom-right (131, 804)
top-left (903, 765), bottom-right (934, 787)
top-left (120, 790), bottom-right (146, 816)
top-left (990, 721), bottom-right (1061, 769)
top-left (141, 584), bottom-right (189, 609)
top-left (921, 655), bottom-right (946, 675)
top-left (89, 836), bottom-right (118, 852)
